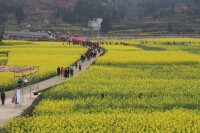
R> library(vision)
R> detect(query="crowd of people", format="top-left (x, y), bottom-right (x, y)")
top-left (57, 42), bottom-right (102, 79)
top-left (84, 41), bottom-right (102, 60)
top-left (57, 65), bottom-right (75, 78)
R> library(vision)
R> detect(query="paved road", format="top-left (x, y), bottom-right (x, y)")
top-left (0, 51), bottom-right (102, 127)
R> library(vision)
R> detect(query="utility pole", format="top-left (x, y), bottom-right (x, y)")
top-left (98, 23), bottom-right (100, 39)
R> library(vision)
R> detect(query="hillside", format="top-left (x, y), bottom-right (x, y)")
top-left (23, 0), bottom-right (77, 26)
top-left (0, 0), bottom-right (199, 33)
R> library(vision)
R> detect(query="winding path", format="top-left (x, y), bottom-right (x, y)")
top-left (0, 51), bottom-right (102, 127)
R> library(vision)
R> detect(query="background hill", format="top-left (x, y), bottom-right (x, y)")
top-left (0, 0), bottom-right (200, 34)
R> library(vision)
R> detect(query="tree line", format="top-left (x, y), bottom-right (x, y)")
top-left (0, 0), bottom-right (199, 32)
top-left (55, 0), bottom-right (200, 32)
top-left (56, 0), bottom-right (200, 22)
top-left (0, 0), bottom-right (25, 25)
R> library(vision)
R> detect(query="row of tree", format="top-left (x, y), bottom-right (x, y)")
top-left (54, 0), bottom-right (200, 32)
top-left (55, 0), bottom-right (200, 23)
top-left (0, 0), bottom-right (199, 32)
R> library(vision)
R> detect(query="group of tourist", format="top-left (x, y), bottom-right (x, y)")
top-left (57, 62), bottom-right (83, 78)
top-left (57, 42), bottom-right (102, 78)
top-left (96, 41), bottom-right (130, 46)
top-left (1, 89), bottom-right (23, 106)
top-left (57, 65), bottom-right (73, 78)
top-left (83, 42), bottom-right (102, 61)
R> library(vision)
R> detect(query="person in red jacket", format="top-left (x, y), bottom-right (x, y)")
top-left (61, 67), bottom-right (64, 76)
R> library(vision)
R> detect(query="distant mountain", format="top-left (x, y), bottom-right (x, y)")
top-left (0, 0), bottom-right (199, 33)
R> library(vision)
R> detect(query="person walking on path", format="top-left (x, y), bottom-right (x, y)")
top-left (70, 67), bottom-right (74, 77)
top-left (57, 66), bottom-right (61, 76)
top-left (64, 67), bottom-right (69, 78)
top-left (61, 67), bottom-right (64, 76)
top-left (81, 54), bottom-right (86, 63)
top-left (1, 91), bottom-right (6, 105)
top-left (75, 62), bottom-right (78, 69)
top-left (79, 62), bottom-right (82, 71)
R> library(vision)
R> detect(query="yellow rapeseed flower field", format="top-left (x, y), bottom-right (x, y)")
top-left (0, 40), bottom-right (87, 91)
top-left (2, 38), bottom-right (200, 132)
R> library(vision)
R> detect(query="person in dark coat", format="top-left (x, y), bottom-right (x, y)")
top-left (64, 67), bottom-right (69, 78)
top-left (79, 62), bottom-right (82, 71)
top-left (57, 66), bottom-right (61, 76)
top-left (75, 62), bottom-right (78, 69)
top-left (1, 91), bottom-right (6, 105)
top-left (64, 68), bottom-right (67, 78)
top-left (70, 67), bottom-right (74, 77)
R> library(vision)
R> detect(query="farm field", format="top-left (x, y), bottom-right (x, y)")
top-left (2, 38), bottom-right (200, 132)
top-left (0, 40), bottom-right (87, 91)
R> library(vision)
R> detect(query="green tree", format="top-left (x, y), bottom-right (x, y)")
top-left (168, 22), bottom-right (173, 32)
top-left (15, 5), bottom-right (24, 25)
top-left (0, 25), bottom-right (4, 41)
top-left (193, 0), bottom-right (200, 16)
top-left (101, 18), bottom-right (112, 33)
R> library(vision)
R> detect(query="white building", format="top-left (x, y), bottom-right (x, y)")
top-left (88, 18), bottom-right (103, 31)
